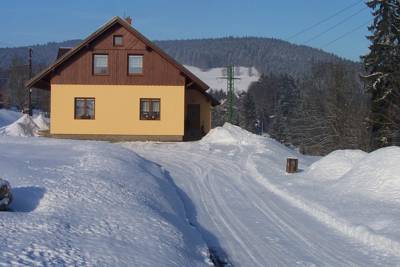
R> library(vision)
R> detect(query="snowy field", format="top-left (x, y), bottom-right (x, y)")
top-left (1, 109), bottom-right (400, 266)
top-left (184, 65), bottom-right (260, 92)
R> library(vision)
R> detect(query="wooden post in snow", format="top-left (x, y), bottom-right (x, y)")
top-left (286, 158), bottom-right (298, 173)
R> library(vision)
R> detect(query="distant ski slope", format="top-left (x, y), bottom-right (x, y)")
top-left (184, 65), bottom-right (260, 92)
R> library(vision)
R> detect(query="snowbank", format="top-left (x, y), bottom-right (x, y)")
top-left (0, 114), bottom-right (39, 137)
top-left (308, 150), bottom-right (367, 181)
top-left (201, 123), bottom-right (264, 145)
top-left (0, 137), bottom-right (209, 266)
top-left (0, 109), bottom-right (22, 127)
top-left (0, 113), bottom-right (49, 137)
top-left (33, 114), bottom-right (50, 131)
top-left (336, 146), bottom-right (400, 203)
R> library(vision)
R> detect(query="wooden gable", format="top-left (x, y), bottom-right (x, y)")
top-left (26, 17), bottom-right (219, 106)
top-left (51, 23), bottom-right (185, 86)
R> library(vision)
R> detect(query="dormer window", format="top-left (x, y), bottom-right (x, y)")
top-left (113, 35), bottom-right (123, 46)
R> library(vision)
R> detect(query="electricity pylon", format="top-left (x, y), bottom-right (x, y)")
top-left (219, 65), bottom-right (240, 124)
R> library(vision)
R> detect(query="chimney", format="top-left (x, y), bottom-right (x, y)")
top-left (125, 16), bottom-right (132, 25)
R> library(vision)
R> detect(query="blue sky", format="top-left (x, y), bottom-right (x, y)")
top-left (0, 0), bottom-right (372, 61)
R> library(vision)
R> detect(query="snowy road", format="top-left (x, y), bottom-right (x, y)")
top-left (123, 128), bottom-right (400, 266)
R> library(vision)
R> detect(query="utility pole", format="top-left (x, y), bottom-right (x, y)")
top-left (28, 48), bottom-right (33, 116)
top-left (219, 65), bottom-right (240, 124)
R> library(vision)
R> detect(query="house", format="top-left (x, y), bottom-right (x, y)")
top-left (26, 16), bottom-right (219, 141)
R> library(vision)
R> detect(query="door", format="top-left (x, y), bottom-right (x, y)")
top-left (186, 104), bottom-right (201, 140)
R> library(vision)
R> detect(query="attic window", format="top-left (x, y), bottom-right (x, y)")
top-left (128, 55), bottom-right (143, 74)
top-left (93, 54), bottom-right (108, 75)
top-left (113, 35), bottom-right (123, 46)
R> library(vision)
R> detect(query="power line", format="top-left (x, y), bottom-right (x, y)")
top-left (320, 19), bottom-right (372, 49)
top-left (287, 0), bottom-right (364, 40)
top-left (303, 6), bottom-right (368, 45)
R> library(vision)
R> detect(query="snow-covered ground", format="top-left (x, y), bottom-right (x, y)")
top-left (0, 137), bottom-right (210, 266)
top-left (1, 110), bottom-right (400, 266)
top-left (123, 124), bottom-right (400, 266)
top-left (184, 65), bottom-right (260, 92)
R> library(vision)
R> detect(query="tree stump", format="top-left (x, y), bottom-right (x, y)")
top-left (0, 179), bottom-right (13, 211)
top-left (286, 158), bottom-right (298, 173)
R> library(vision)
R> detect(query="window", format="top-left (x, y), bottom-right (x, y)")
top-left (93, 54), bottom-right (108, 75)
top-left (128, 55), bottom-right (143, 74)
top-left (113, 35), bottom-right (123, 46)
top-left (140, 98), bottom-right (160, 120)
top-left (75, 98), bottom-right (95, 120)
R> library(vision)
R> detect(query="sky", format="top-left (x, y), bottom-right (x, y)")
top-left (0, 0), bottom-right (373, 61)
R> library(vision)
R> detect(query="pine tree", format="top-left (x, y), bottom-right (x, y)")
top-left (362, 0), bottom-right (400, 148)
top-left (239, 92), bottom-right (257, 133)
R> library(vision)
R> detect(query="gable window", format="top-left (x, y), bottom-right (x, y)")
top-left (75, 98), bottom-right (95, 120)
top-left (93, 54), bottom-right (108, 75)
top-left (113, 35), bottom-right (123, 46)
top-left (140, 98), bottom-right (160, 120)
top-left (128, 55), bottom-right (143, 74)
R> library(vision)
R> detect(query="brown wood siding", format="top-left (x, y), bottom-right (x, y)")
top-left (51, 24), bottom-right (185, 86)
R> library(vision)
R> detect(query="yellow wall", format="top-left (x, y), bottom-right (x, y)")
top-left (50, 84), bottom-right (185, 136)
top-left (185, 89), bottom-right (212, 133)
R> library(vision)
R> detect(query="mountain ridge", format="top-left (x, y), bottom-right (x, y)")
top-left (0, 36), bottom-right (359, 78)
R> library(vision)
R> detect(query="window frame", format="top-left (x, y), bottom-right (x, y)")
top-left (140, 98), bottom-right (160, 121)
top-left (128, 54), bottom-right (144, 75)
top-left (113, 35), bottom-right (123, 47)
top-left (74, 97), bottom-right (96, 120)
top-left (92, 53), bottom-right (109, 76)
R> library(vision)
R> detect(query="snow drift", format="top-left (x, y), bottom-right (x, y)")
top-left (33, 114), bottom-right (50, 131)
top-left (335, 146), bottom-right (400, 203)
top-left (0, 114), bottom-right (40, 137)
top-left (308, 150), bottom-right (367, 181)
top-left (0, 113), bottom-right (50, 137)
top-left (0, 137), bottom-right (209, 266)
top-left (202, 123), bottom-right (265, 145)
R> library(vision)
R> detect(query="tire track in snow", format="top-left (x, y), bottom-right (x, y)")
top-left (204, 151), bottom-right (369, 266)
top-left (247, 152), bottom-right (400, 257)
top-left (124, 142), bottom-right (399, 266)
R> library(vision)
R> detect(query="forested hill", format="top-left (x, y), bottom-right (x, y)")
top-left (0, 37), bottom-right (358, 77)
top-left (156, 37), bottom-right (359, 77)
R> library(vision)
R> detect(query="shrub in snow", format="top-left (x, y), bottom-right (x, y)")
top-left (0, 179), bottom-right (13, 211)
